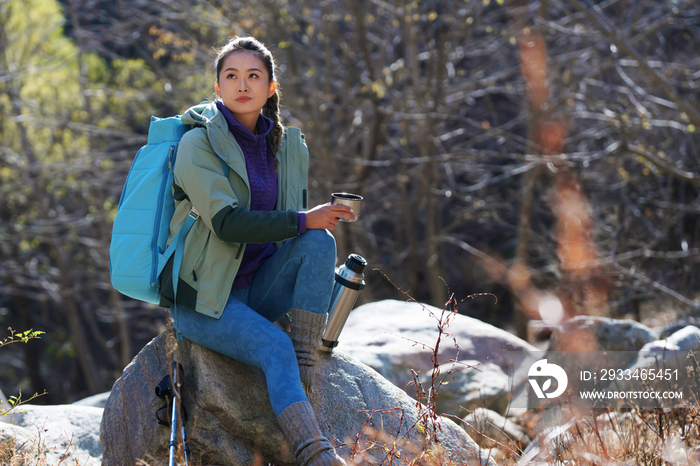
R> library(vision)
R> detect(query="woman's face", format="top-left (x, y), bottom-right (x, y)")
top-left (215, 51), bottom-right (277, 124)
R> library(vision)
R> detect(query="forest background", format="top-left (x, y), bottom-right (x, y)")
top-left (0, 0), bottom-right (698, 405)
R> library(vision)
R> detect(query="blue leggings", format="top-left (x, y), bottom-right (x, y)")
top-left (175, 229), bottom-right (336, 417)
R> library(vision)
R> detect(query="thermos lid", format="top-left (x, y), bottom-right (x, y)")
top-left (345, 254), bottom-right (367, 273)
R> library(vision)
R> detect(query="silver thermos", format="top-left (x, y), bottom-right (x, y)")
top-left (321, 254), bottom-right (367, 352)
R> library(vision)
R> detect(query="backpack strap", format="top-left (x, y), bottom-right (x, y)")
top-left (168, 207), bottom-right (200, 342)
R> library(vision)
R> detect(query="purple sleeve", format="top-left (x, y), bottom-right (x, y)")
top-left (297, 212), bottom-right (307, 235)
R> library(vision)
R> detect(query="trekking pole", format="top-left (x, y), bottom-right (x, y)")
top-left (168, 362), bottom-right (190, 466)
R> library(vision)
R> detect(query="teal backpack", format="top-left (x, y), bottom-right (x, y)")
top-left (109, 115), bottom-right (227, 305)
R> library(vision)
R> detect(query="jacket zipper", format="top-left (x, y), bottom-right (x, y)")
top-left (279, 133), bottom-right (288, 210)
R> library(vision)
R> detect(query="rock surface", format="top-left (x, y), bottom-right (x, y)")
top-left (0, 404), bottom-right (103, 465)
top-left (640, 325), bottom-right (700, 353)
top-left (420, 360), bottom-right (510, 416)
top-left (336, 299), bottom-right (539, 391)
top-left (549, 316), bottom-right (657, 369)
top-left (657, 317), bottom-right (700, 339)
top-left (605, 325), bottom-right (700, 402)
top-left (100, 331), bottom-right (496, 466)
top-left (550, 316), bottom-right (658, 352)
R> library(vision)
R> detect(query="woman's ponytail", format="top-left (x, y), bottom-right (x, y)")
top-left (263, 91), bottom-right (284, 156)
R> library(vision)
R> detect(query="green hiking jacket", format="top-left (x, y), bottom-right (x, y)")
top-left (159, 101), bottom-right (309, 318)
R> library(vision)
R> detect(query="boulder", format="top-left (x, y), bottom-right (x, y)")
top-left (605, 325), bottom-right (700, 403)
top-left (461, 407), bottom-right (530, 451)
top-left (336, 299), bottom-right (539, 391)
top-left (656, 317), bottom-right (700, 339)
top-left (639, 325), bottom-right (700, 353)
top-left (0, 404), bottom-right (102, 465)
top-left (100, 332), bottom-right (496, 466)
top-left (667, 325), bottom-right (700, 352)
top-left (420, 360), bottom-right (510, 416)
top-left (549, 316), bottom-right (657, 369)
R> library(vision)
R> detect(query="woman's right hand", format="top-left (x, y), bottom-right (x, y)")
top-left (305, 203), bottom-right (356, 230)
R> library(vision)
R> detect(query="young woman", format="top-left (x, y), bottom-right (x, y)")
top-left (159, 36), bottom-right (353, 465)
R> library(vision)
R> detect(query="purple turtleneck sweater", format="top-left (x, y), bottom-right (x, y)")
top-left (216, 101), bottom-right (306, 289)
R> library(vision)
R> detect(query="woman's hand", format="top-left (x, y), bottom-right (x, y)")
top-left (305, 203), bottom-right (356, 230)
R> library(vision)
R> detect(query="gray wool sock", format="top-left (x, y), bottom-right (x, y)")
top-left (290, 308), bottom-right (327, 392)
top-left (277, 401), bottom-right (346, 466)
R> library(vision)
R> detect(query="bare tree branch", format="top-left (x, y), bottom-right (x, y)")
top-left (612, 262), bottom-right (699, 311)
top-left (626, 144), bottom-right (700, 186)
top-left (564, 0), bottom-right (700, 127)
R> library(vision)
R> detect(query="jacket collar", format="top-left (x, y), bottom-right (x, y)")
top-left (215, 100), bottom-right (273, 153)
top-left (179, 102), bottom-right (285, 177)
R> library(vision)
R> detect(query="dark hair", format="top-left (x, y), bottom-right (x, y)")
top-left (215, 37), bottom-right (283, 155)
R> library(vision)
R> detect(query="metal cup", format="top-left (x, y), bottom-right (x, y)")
top-left (331, 192), bottom-right (363, 222)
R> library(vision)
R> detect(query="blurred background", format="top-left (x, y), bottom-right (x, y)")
top-left (0, 0), bottom-right (698, 404)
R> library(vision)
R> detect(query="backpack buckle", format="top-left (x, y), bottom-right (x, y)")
top-left (188, 207), bottom-right (199, 220)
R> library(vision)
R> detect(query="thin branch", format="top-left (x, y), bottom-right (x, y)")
top-left (563, 0), bottom-right (700, 128)
top-left (614, 247), bottom-right (700, 262)
top-left (612, 261), bottom-right (700, 311)
top-left (625, 144), bottom-right (700, 186)
top-left (433, 235), bottom-right (506, 277)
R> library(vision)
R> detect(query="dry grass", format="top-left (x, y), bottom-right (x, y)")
top-left (505, 406), bottom-right (700, 466)
top-left (0, 425), bottom-right (83, 466)
top-left (0, 436), bottom-right (41, 466)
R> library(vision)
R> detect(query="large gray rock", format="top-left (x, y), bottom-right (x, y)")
top-left (605, 325), bottom-right (700, 403)
top-left (100, 332), bottom-right (495, 466)
top-left (420, 360), bottom-right (510, 416)
top-left (657, 317), bottom-right (700, 339)
top-left (550, 316), bottom-right (657, 369)
top-left (336, 299), bottom-right (539, 391)
top-left (0, 404), bottom-right (102, 465)
top-left (640, 325), bottom-right (700, 353)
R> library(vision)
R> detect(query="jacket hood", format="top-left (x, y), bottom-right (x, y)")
top-left (180, 101), bottom-right (244, 168)
top-left (181, 101), bottom-right (220, 127)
